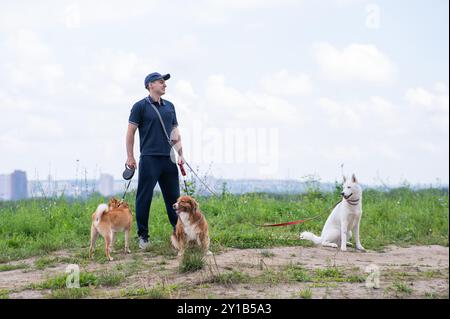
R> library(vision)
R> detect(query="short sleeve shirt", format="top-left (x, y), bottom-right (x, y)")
top-left (128, 96), bottom-right (178, 156)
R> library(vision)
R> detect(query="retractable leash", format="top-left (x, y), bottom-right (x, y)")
top-left (147, 97), bottom-right (218, 197)
top-left (120, 164), bottom-right (135, 203)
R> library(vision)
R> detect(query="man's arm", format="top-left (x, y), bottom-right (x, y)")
top-left (126, 123), bottom-right (138, 168)
top-left (171, 127), bottom-right (184, 163)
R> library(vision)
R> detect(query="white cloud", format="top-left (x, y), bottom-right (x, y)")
top-left (365, 96), bottom-right (399, 127)
top-left (166, 35), bottom-right (207, 62)
top-left (405, 84), bottom-right (449, 113)
top-left (404, 83), bottom-right (449, 133)
top-left (174, 80), bottom-right (198, 100)
top-left (0, 1), bottom-right (162, 32)
top-left (206, 0), bottom-right (300, 10)
top-left (313, 42), bottom-right (397, 84)
top-left (320, 145), bottom-right (363, 162)
top-left (0, 92), bottom-right (33, 112)
top-left (191, 0), bottom-right (303, 24)
top-left (405, 87), bottom-right (435, 108)
top-left (204, 75), bottom-right (304, 126)
top-left (418, 141), bottom-right (442, 153)
top-left (317, 97), bottom-right (362, 129)
top-left (0, 29), bottom-right (64, 95)
top-left (331, 0), bottom-right (362, 7)
top-left (260, 70), bottom-right (312, 96)
top-left (72, 0), bottom-right (161, 25)
top-left (370, 143), bottom-right (401, 160)
top-left (72, 48), bottom-right (160, 107)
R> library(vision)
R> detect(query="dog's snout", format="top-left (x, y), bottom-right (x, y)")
top-left (340, 192), bottom-right (345, 196)
top-left (172, 203), bottom-right (178, 209)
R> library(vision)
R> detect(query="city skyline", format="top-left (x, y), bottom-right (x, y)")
top-left (0, 165), bottom-right (447, 201)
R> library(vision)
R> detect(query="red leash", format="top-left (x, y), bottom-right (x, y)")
top-left (258, 199), bottom-right (343, 228)
top-left (260, 219), bottom-right (307, 227)
top-left (178, 163), bottom-right (189, 193)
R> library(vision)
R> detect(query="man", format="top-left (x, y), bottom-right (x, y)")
top-left (126, 72), bottom-right (184, 249)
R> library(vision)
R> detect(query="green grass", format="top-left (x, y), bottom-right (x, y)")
top-left (209, 270), bottom-right (251, 285)
top-left (260, 250), bottom-right (275, 258)
top-left (0, 289), bottom-right (9, 299)
top-left (34, 256), bottom-right (82, 270)
top-left (0, 188), bottom-right (448, 262)
top-left (30, 269), bottom-right (126, 299)
top-left (50, 287), bottom-right (91, 299)
top-left (121, 287), bottom-right (149, 298)
top-left (257, 265), bottom-right (363, 285)
top-left (147, 284), bottom-right (179, 299)
top-left (121, 284), bottom-right (180, 299)
top-left (284, 265), bottom-right (312, 282)
top-left (97, 271), bottom-right (126, 287)
top-left (391, 281), bottom-right (414, 295)
top-left (32, 271), bottom-right (98, 290)
top-left (0, 263), bottom-right (29, 272)
top-left (179, 247), bottom-right (206, 273)
top-left (298, 288), bottom-right (313, 299)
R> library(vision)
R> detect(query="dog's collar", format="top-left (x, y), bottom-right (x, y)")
top-left (344, 198), bottom-right (360, 206)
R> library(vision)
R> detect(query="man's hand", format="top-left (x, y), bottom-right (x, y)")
top-left (127, 157), bottom-right (137, 169)
top-left (177, 156), bottom-right (185, 166)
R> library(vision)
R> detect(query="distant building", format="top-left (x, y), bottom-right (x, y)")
top-left (98, 174), bottom-right (114, 196)
top-left (0, 174), bottom-right (12, 200)
top-left (11, 170), bottom-right (28, 200)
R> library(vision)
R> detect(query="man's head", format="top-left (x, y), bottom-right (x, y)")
top-left (145, 72), bottom-right (170, 95)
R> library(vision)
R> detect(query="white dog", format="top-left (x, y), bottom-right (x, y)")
top-left (300, 174), bottom-right (365, 251)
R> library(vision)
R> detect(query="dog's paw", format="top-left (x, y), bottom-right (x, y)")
top-left (340, 246), bottom-right (347, 252)
top-left (125, 248), bottom-right (131, 254)
top-left (108, 256), bottom-right (114, 261)
top-left (346, 242), bottom-right (354, 247)
top-left (206, 250), bottom-right (213, 256)
top-left (356, 245), bottom-right (365, 251)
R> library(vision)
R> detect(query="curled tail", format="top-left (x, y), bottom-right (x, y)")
top-left (300, 231), bottom-right (322, 245)
top-left (94, 204), bottom-right (108, 226)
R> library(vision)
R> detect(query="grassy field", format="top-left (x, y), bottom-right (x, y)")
top-left (0, 186), bottom-right (448, 263)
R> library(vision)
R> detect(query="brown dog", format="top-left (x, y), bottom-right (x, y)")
top-left (171, 196), bottom-right (211, 257)
top-left (89, 198), bottom-right (132, 261)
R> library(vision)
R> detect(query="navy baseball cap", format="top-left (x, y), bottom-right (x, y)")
top-left (144, 72), bottom-right (170, 88)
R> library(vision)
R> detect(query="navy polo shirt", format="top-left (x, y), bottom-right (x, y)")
top-left (129, 96), bottom-right (178, 156)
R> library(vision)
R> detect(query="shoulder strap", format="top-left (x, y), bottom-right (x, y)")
top-left (146, 97), bottom-right (173, 147)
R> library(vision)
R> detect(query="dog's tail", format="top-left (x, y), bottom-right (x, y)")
top-left (299, 231), bottom-right (322, 245)
top-left (94, 204), bottom-right (109, 226)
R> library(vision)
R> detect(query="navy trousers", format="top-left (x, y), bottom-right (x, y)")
top-left (135, 155), bottom-right (180, 240)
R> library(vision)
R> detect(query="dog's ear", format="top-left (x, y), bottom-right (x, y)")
top-left (191, 198), bottom-right (199, 213)
top-left (351, 174), bottom-right (358, 183)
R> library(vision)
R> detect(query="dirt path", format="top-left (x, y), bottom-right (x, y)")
top-left (0, 245), bottom-right (448, 299)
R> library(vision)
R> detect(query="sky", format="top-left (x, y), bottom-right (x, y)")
top-left (0, 0), bottom-right (448, 185)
